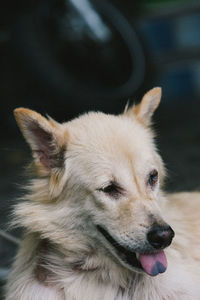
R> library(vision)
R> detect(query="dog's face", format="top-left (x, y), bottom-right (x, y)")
top-left (14, 87), bottom-right (174, 277)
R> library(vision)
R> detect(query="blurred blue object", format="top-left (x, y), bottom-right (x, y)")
top-left (139, 18), bottom-right (174, 53)
top-left (138, 11), bottom-right (200, 103)
top-left (175, 14), bottom-right (200, 48)
top-left (156, 66), bottom-right (196, 102)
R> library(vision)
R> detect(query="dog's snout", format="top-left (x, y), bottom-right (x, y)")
top-left (147, 225), bottom-right (175, 249)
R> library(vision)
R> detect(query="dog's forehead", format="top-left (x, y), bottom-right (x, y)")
top-left (66, 112), bottom-right (155, 164)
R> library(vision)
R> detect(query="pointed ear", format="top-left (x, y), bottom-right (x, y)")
top-left (125, 87), bottom-right (162, 126)
top-left (14, 108), bottom-right (66, 176)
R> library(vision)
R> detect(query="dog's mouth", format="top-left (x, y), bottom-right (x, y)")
top-left (96, 225), bottom-right (167, 276)
top-left (97, 225), bottom-right (142, 269)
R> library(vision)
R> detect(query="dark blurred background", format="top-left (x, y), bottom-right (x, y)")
top-left (0, 0), bottom-right (200, 296)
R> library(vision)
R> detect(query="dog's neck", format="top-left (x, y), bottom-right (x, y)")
top-left (34, 236), bottom-right (133, 289)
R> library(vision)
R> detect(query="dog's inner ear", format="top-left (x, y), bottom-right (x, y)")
top-left (125, 87), bottom-right (162, 126)
top-left (28, 121), bottom-right (64, 170)
top-left (14, 108), bottom-right (66, 174)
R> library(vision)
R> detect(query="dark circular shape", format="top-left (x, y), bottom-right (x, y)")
top-left (14, 0), bottom-right (145, 102)
top-left (147, 226), bottom-right (175, 249)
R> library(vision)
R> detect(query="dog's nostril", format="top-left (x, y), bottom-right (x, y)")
top-left (147, 226), bottom-right (175, 249)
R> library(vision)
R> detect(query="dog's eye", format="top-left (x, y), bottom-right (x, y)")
top-left (98, 182), bottom-right (120, 197)
top-left (148, 169), bottom-right (158, 187)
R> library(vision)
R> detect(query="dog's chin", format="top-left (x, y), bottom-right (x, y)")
top-left (96, 225), bottom-right (143, 273)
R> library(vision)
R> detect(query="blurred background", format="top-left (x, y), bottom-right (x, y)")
top-left (0, 0), bottom-right (200, 296)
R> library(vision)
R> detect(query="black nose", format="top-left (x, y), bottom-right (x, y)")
top-left (147, 225), bottom-right (175, 249)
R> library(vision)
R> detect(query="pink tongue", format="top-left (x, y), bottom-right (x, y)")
top-left (138, 250), bottom-right (167, 276)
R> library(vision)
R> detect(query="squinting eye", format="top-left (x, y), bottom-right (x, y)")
top-left (148, 169), bottom-right (158, 187)
top-left (98, 182), bottom-right (121, 197)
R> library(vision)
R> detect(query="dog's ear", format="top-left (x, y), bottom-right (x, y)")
top-left (14, 108), bottom-right (67, 197)
top-left (125, 87), bottom-right (162, 126)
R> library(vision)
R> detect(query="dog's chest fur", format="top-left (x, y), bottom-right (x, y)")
top-left (18, 236), bottom-right (200, 300)
top-left (49, 264), bottom-right (200, 300)
top-left (33, 263), bottom-right (200, 300)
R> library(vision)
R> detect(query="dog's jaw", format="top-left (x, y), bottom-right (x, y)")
top-left (96, 225), bottom-right (143, 272)
top-left (96, 225), bottom-right (170, 276)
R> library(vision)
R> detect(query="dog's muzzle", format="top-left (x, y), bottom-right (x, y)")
top-left (96, 224), bottom-right (175, 277)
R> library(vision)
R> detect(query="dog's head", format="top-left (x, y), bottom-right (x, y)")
top-left (14, 87), bottom-right (174, 277)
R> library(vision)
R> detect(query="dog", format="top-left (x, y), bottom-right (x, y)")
top-left (5, 87), bottom-right (200, 299)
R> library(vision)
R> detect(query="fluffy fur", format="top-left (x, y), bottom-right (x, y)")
top-left (5, 88), bottom-right (200, 299)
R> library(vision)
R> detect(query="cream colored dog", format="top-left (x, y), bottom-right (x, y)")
top-left (5, 88), bottom-right (200, 300)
